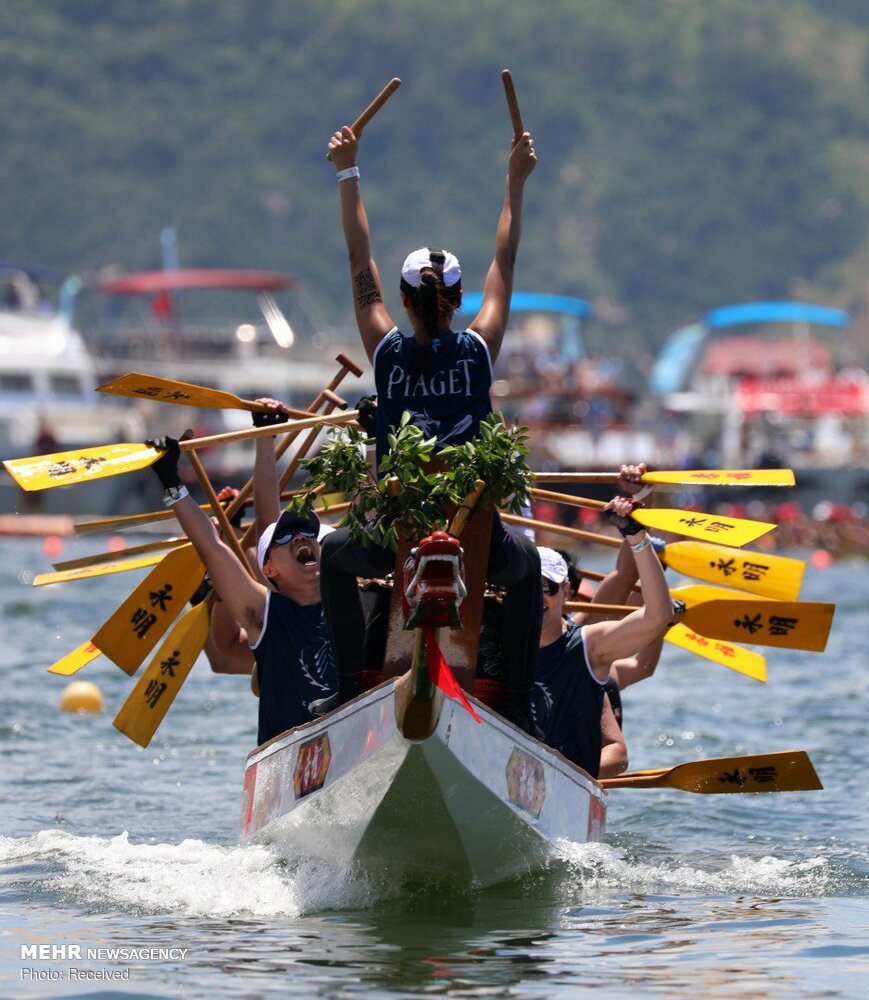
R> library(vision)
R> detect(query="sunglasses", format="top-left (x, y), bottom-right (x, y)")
top-left (541, 577), bottom-right (562, 596)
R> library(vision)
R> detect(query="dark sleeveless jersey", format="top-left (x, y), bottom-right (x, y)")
top-left (372, 327), bottom-right (493, 467)
top-left (531, 620), bottom-right (607, 777)
top-left (249, 592), bottom-right (337, 745)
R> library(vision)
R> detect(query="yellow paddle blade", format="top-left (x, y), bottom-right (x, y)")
top-left (633, 508), bottom-right (775, 547)
top-left (34, 553), bottom-right (166, 587)
top-left (664, 623), bottom-right (767, 683)
top-left (113, 602), bottom-right (210, 748)
top-left (663, 541), bottom-right (804, 601)
top-left (600, 750), bottom-right (822, 793)
top-left (46, 640), bottom-right (102, 676)
top-left (92, 543), bottom-right (205, 675)
top-left (98, 372), bottom-right (253, 410)
top-left (3, 442), bottom-right (161, 491)
top-left (672, 583), bottom-right (771, 605)
top-left (531, 468), bottom-right (795, 487)
top-left (676, 592), bottom-right (835, 652)
top-left (643, 468), bottom-right (795, 487)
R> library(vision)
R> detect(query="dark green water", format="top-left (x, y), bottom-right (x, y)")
top-left (1, 537), bottom-right (867, 998)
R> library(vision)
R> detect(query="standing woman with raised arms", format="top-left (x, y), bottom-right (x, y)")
top-left (314, 115), bottom-right (543, 735)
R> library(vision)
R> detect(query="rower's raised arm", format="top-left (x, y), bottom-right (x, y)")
top-left (582, 496), bottom-right (674, 680)
top-left (148, 437), bottom-right (268, 642)
top-left (469, 131), bottom-right (537, 363)
top-left (329, 125), bottom-right (394, 362)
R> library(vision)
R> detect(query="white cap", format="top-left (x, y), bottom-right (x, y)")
top-left (256, 509), bottom-right (321, 572)
top-left (538, 546), bottom-right (569, 584)
top-left (401, 247), bottom-right (462, 288)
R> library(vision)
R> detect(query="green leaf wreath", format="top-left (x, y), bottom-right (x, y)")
top-left (285, 411), bottom-right (533, 550)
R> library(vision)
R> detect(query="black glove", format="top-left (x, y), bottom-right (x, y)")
top-left (603, 497), bottom-right (646, 537)
top-left (252, 408), bottom-right (290, 428)
top-left (146, 436), bottom-right (182, 490)
top-left (355, 395), bottom-right (377, 437)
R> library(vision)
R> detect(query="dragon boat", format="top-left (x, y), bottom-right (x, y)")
top-left (238, 504), bottom-right (606, 888)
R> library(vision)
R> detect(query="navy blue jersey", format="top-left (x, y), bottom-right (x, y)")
top-left (532, 620), bottom-right (607, 777)
top-left (372, 327), bottom-right (493, 467)
top-left (250, 592), bottom-right (337, 745)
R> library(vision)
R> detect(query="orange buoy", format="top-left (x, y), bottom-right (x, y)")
top-left (60, 680), bottom-right (104, 714)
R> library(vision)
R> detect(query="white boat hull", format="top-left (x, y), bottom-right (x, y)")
top-left (240, 680), bottom-right (607, 888)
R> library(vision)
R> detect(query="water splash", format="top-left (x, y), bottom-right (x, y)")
top-left (551, 839), bottom-right (836, 897)
top-left (0, 830), bottom-right (387, 919)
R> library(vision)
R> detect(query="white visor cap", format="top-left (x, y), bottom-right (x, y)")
top-left (538, 546), bottom-right (569, 584)
top-left (400, 247), bottom-right (462, 289)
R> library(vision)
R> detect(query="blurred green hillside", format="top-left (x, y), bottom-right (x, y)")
top-left (2, 0), bottom-right (869, 358)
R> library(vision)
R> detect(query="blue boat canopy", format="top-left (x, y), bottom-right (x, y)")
top-left (650, 301), bottom-right (851, 396)
top-left (456, 292), bottom-right (593, 364)
top-left (456, 292), bottom-right (593, 319)
top-left (703, 302), bottom-right (849, 331)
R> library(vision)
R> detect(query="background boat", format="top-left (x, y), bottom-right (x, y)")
top-left (0, 264), bottom-right (146, 516)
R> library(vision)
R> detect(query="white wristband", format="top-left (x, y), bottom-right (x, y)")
top-left (163, 485), bottom-right (189, 507)
top-left (336, 166), bottom-right (360, 182)
top-left (630, 534), bottom-right (652, 554)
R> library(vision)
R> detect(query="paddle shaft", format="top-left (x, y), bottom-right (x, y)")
top-left (53, 537), bottom-right (188, 570)
top-left (448, 480), bottom-right (486, 536)
top-left (178, 409), bottom-right (357, 452)
top-left (187, 450), bottom-right (253, 575)
top-left (500, 511), bottom-right (622, 548)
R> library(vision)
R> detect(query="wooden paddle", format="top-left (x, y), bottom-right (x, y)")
top-left (35, 552), bottom-right (169, 587)
top-left (663, 623), bottom-right (766, 682)
top-left (660, 541), bottom-right (804, 601)
top-left (599, 750), bottom-right (822, 793)
top-left (111, 437), bottom-right (252, 749)
top-left (500, 512), bottom-right (803, 600)
top-left (564, 592), bottom-right (834, 652)
top-left (501, 69), bottom-right (524, 138)
top-left (91, 542), bottom-right (206, 675)
top-left (113, 598), bottom-right (211, 748)
top-left (111, 366), bottom-right (361, 744)
top-left (187, 448), bottom-right (253, 574)
top-left (326, 76), bottom-right (402, 160)
top-left (529, 486), bottom-right (775, 547)
top-left (4, 410), bottom-right (359, 492)
top-left (53, 537), bottom-right (189, 571)
top-left (97, 372), bottom-right (317, 419)
top-left (75, 360), bottom-right (358, 537)
top-left (533, 468), bottom-right (796, 488)
top-left (74, 505), bottom-right (235, 535)
top-left (46, 640), bottom-right (102, 677)
top-left (501, 511), bottom-right (621, 548)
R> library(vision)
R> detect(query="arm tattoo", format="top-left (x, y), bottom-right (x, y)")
top-left (353, 268), bottom-right (383, 309)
